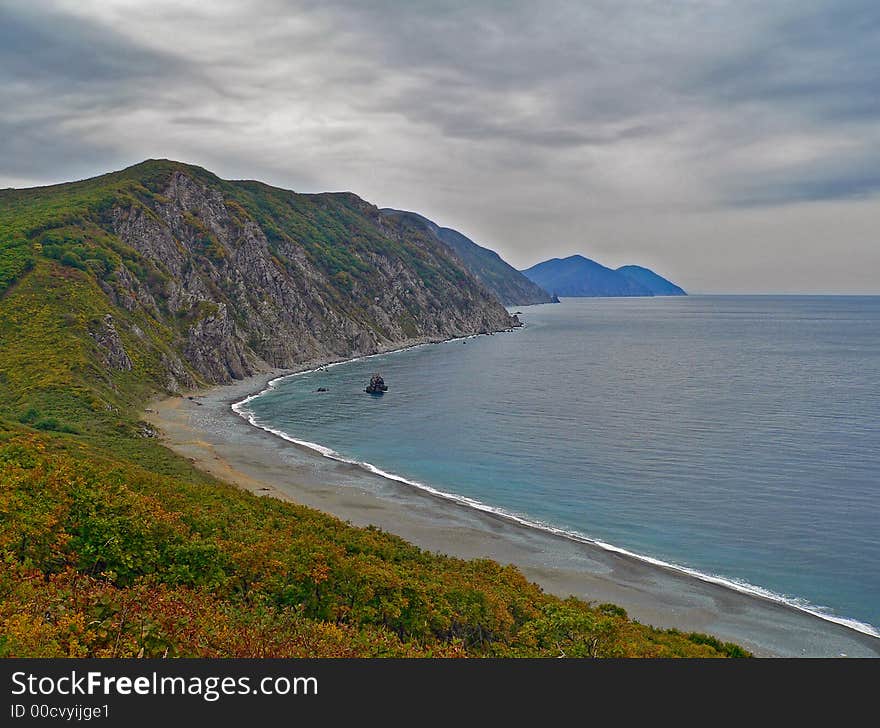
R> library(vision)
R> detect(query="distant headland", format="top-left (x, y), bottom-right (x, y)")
top-left (522, 255), bottom-right (686, 298)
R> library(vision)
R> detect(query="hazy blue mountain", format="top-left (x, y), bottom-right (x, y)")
top-left (381, 209), bottom-right (554, 305)
top-left (617, 265), bottom-right (686, 295)
top-left (521, 255), bottom-right (650, 297)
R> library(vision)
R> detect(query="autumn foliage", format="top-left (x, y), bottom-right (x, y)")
top-left (0, 162), bottom-right (749, 658)
top-left (0, 431), bottom-right (747, 658)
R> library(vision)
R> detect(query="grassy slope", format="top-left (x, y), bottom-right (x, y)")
top-left (380, 209), bottom-right (552, 306)
top-left (0, 164), bottom-right (747, 657)
top-left (1, 159), bottom-right (485, 355)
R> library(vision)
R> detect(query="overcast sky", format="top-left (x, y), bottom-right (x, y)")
top-left (3, 1), bottom-right (879, 293)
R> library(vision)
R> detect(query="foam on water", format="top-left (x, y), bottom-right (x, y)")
top-left (232, 324), bottom-right (880, 640)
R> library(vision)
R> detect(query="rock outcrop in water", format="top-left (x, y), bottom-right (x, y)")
top-left (365, 373), bottom-right (388, 394)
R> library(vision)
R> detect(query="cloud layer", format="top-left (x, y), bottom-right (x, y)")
top-left (3, 0), bottom-right (879, 292)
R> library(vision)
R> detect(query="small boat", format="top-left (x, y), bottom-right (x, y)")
top-left (365, 373), bottom-right (388, 395)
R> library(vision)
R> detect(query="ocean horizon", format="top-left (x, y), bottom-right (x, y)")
top-left (234, 295), bottom-right (880, 638)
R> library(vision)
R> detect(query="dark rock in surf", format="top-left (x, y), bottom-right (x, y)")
top-left (365, 373), bottom-right (388, 395)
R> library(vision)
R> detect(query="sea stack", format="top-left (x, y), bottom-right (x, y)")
top-left (365, 373), bottom-right (388, 395)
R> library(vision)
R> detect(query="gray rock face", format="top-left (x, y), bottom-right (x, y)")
top-left (107, 169), bottom-right (517, 385)
top-left (380, 209), bottom-right (554, 305)
top-left (89, 314), bottom-right (132, 372)
top-left (183, 302), bottom-right (256, 382)
top-left (159, 352), bottom-right (197, 394)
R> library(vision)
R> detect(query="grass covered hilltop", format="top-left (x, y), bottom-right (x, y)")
top-left (0, 160), bottom-right (747, 657)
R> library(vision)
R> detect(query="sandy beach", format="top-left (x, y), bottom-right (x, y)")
top-left (145, 368), bottom-right (880, 658)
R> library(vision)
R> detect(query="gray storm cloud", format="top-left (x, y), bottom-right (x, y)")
top-left (2, 0), bottom-right (879, 293)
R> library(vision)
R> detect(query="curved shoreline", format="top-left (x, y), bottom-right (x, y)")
top-left (232, 344), bottom-right (879, 641)
top-left (147, 359), bottom-right (880, 657)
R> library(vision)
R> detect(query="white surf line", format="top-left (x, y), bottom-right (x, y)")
top-left (231, 331), bottom-right (880, 642)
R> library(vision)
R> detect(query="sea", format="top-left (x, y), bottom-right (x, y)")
top-left (234, 296), bottom-right (880, 636)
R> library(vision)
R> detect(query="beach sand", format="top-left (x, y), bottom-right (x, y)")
top-left (145, 369), bottom-right (880, 658)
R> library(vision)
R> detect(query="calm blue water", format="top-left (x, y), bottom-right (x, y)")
top-left (239, 296), bottom-right (880, 634)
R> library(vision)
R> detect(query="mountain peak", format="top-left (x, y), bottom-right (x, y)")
top-left (616, 265), bottom-right (686, 296)
top-left (522, 255), bottom-right (685, 298)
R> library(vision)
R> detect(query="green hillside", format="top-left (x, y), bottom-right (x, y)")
top-left (381, 209), bottom-right (553, 305)
top-left (0, 161), bottom-right (746, 657)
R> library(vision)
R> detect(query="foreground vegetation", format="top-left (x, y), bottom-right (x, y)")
top-left (0, 163), bottom-right (748, 657)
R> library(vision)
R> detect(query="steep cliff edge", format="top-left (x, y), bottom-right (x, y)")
top-left (380, 209), bottom-right (553, 305)
top-left (0, 160), bottom-right (518, 406)
top-left (0, 161), bottom-right (744, 659)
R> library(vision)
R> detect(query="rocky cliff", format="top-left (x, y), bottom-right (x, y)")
top-left (380, 209), bottom-right (553, 306)
top-left (0, 160), bottom-right (519, 392)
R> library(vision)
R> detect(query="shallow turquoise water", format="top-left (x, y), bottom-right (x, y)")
top-left (239, 296), bottom-right (880, 634)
